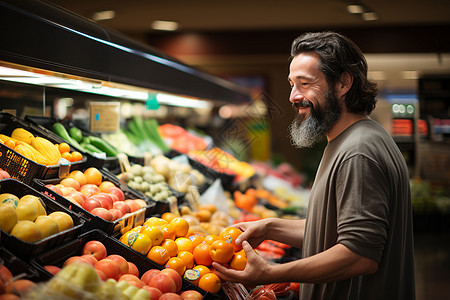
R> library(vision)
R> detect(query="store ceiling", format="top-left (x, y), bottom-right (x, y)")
top-left (46, 0), bottom-right (450, 93)
top-left (46, 0), bottom-right (450, 33)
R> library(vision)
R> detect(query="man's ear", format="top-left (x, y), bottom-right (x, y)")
top-left (335, 72), bottom-right (353, 99)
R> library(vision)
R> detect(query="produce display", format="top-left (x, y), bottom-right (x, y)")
top-left (158, 124), bottom-right (207, 154)
top-left (0, 192), bottom-right (74, 243)
top-left (188, 148), bottom-right (255, 182)
top-left (43, 167), bottom-right (147, 222)
top-left (117, 164), bottom-right (175, 202)
top-left (52, 122), bottom-right (119, 158)
top-left (0, 114), bottom-right (308, 300)
top-left (0, 128), bottom-right (83, 165)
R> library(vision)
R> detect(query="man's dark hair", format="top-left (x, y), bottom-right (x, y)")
top-left (291, 31), bottom-right (378, 114)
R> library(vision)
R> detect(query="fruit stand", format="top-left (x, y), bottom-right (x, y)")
top-left (0, 1), bottom-right (308, 299)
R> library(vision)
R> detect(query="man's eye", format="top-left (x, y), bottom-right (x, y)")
top-left (301, 82), bottom-right (309, 86)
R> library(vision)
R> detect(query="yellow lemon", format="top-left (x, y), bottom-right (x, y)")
top-left (140, 225), bottom-right (164, 246)
top-left (10, 220), bottom-right (42, 242)
top-left (47, 211), bottom-right (73, 232)
top-left (35, 215), bottom-right (60, 239)
top-left (127, 232), bottom-right (152, 255)
top-left (0, 203), bottom-right (18, 233)
top-left (0, 193), bottom-right (19, 208)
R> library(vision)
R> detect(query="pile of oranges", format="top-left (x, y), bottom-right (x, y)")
top-left (57, 142), bottom-right (83, 163)
top-left (119, 212), bottom-right (246, 294)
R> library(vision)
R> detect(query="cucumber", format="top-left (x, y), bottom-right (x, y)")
top-left (81, 142), bottom-right (104, 154)
top-left (52, 122), bottom-right (83, 148)
top-left (69, 127), bottom-right (83, 143)
top-left (88, 136), bottom-right (119, 157)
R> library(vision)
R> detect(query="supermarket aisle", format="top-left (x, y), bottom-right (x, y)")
top-left (414, 231), bottom-right (450, 300)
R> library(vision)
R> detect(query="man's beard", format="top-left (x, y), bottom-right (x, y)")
top-left (289, 90), bottom-right (342, 148)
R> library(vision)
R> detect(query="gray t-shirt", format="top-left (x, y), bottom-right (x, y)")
top-left (299, 119), bottom-right (415, 300)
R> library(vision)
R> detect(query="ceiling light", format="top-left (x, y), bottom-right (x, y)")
top-left (347, 4), bottom-right (364, 14)
top-left (92, 10), bottom-right (116, 21)
top-left (151, 20), bottom-right (179, 31)
top-left (368, 71), bottom-right (386, 81)
top-left (156, 93), bottom-right (213, 109)
top-left (362, 11), bottom-right (378, 21)
top-left (402, 71), bottom-right (419, 80)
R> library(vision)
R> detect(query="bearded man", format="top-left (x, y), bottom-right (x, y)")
top-left (213, 31), bottom-right (415, 300)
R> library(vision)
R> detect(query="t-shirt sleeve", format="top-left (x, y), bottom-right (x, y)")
top-left (335, 154), bottom-right (389, 262)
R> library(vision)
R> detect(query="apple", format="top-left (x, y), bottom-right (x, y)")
top-left (45, 184), bottom-right (63, 196)
top-left (91, 207), bottom-right (114, 221)
top-left (0, 169), bottom-right (11, 179)
top-left (127, 262), bottom-right (139, 277)
top-left (82, 240), bottom-right (107, 260)
top-left (106, 187), bottom-right (125, 202)
top-left (180, 290), bottom-right (203, 300)
top-left (134, 199), bottom-right (148, 208)
top-left (95, 259), bottom-right (121, 280)
top-left (124, 199), bottom-right (141, 213)
top-left (109, 208), bottom-right (123, 221)
top-left (142, 286), bottom-right (163, 300)
top-left (148, 274), bottom-right (176, 294)
top-left (60, 186), bottom-right (77, 196)
top-left (95, 269), bottom-right (108, 281)
top-left (118, 274), bottom-right (144, 288)
top-left (43, 265), bottom-right (61, 275)
top-left (160, 268), bottom-right (183, 292)
top-left (90, 193), bottom-right (113, 210)
top-left (113, 201), bottom-right (131, 215)
top-left (81, 254), bottom-right (98, 266)
top-left (82, 198), bottom-right (102, 212)
top-left (65, 196), bottom-right (81, 207)
top-left (66, 191), bottom-right (86, 206)
top-left (140, 269), bottom-right (161, 285)
top-left (108, 193), bottom-right (119, 203)
top-left (0, 265), bottom-right (13, 284)
top-left (80, 184), bottom-right (100, 197)
top-left (63, 256), bottom-right (90, 267)
top-left (5, 279), bottom-right (36, 296)
top-left (106, 254), bottom-right (129, 276)
top-left (159, 293), bottom-right (183, 300)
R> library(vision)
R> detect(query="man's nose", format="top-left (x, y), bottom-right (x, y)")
top-left (289, 89), bottom-right (305, 104)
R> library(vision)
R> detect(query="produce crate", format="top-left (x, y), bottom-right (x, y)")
top-left (32, 168), bottom-right (156, 237)
top-left (0, 246), bottom-right (52, 283)
top-left (102, 167), bottom-right (170, 216)
top-left (0, 113), bottom-right (87, 184)
top-left (165, 150), bottom-right (232, 192)
top-left (30, 229), bottom-right (217, 300)
top-left (0, 178), bottom-right (86, 260)
top-left (25, 115), bottom-right (121, 174)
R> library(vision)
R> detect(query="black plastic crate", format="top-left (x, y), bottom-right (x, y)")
top-left (30, 229), bottom-right (217, 300)
top-left (0, 247), bottom-right (52, 283)
top-left (32, 168), bottom-right (156, 237)
top-left (0, 178), bottom-right (86, 260)
top-left (25, 115), bottom-right (143, 174)
top-left (0, 113), bottom-right (87, 183)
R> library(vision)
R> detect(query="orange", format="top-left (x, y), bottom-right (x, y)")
top-left (177, 251), bottom-right (195, 269)
top-left (184, 265), bottom-right (211, 286)
top-left (229, 249), bottom-right (247, 270)
top-left (161, 212), bottom-right (177, 223)
top-left (144, 217), bottom-right (168, 228)
top-left (165, 257), bottom-right (186, 277)
top-left (99, 181), bottom-right (116, 193)
top-left (203, 235), bottom-right (220, 245)
top-left (192, 265), bottom-right (211, 285)
top-left (170, 217), bottom-right (189, 237)
top-left (58, 143), bottom-right (71, 154)
top-left (84, 167), bottom-right (102, 186)
top-left (219, 227), bottom-right (243, 252)
top-left (209, 239), bottom-right (234, 264)
top-left (140, 225), bottom-right (164, 246)
top-left (71, 151), bottom-right (83, 162)
top-left (198, 273), bottom-right (222, 294)
top-left (127, 232), bottom-right (153, 255)
top-left (161, 239), bottom-right (179, 257)
top-left (147, 245), bottom-right (170, 266)
top-left (175, 237), bottom-right (194, 253)
top-left (68, 170), bottom-right (87, 186)
top-left (188, 234), bottom-right (205, 248)
top-left (193, 243), bottom-right (213, 267)
top-left (160, 223), bottom-right (176, 240)
top-left (61, 152), bottom-right (73, 162)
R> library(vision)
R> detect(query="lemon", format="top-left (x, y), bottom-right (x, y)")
top-left (10, 220), bottom-right (42, 242)
top-left (0, 203), bottom-right (18, 233)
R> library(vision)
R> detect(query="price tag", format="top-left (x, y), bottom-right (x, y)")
top-left (58, 158), bottom-right (71, 178)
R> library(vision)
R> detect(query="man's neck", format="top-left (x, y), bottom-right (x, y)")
top-left (326, 111), bottom-right (369, 142)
